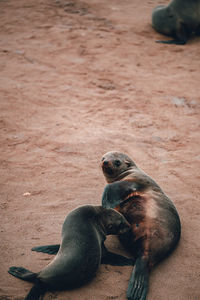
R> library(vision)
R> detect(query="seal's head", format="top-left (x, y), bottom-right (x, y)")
top-left (101, 151), bottom-right (136, 183)
top-left (98, 207), bottom-right (131, 235)
top-left (152, 5), bottom-right (177, 36)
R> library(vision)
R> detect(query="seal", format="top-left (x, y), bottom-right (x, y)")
top-left (8, 205), bottom-right (132, 300)
top-left (101, 151), bottom-right (181, 300)
top-left (152, 0), bottom-right (200, 44)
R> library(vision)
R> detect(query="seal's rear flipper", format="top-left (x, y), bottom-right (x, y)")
top-left (32, 244), bottom-right (60, 255)
top-left (156, 39), bottom-right (186, 45)
top-left (24, 280), bottom-right (46, 300)
top-left (126, 257), bottom-right (149, 300)
top-left (8, 267), bottom-right (37, 282)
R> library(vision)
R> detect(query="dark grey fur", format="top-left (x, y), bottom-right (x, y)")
top-left (8, 205), bottom-right (132, 300)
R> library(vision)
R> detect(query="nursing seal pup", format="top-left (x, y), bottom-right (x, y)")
top-left (101, 151), bottom-right (181, 300)
top-left (8, 205), bottom-right (132, 300)
top-left (152, 0), bottom-right (200, 44)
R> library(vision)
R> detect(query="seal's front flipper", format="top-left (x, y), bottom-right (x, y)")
top-left (156, 22), bottom-right (188, 45)
top-left (8, 267), bottom-right (37, 282)
top-left (156, 39), bottom-right (186, 45)
top-left (24, 280), bottom-right (46, 300)
top-left (31, 244), bottom-right (60, 255)
top-left (126, 257), bottom-right (149, 300)
top-left (101, 244), bottom-right (134, 266)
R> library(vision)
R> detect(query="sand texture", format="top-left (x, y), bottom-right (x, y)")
top-left (0, 0), bottom-right (200, 299)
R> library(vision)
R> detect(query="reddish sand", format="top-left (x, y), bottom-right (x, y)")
top-left (0, 0), bottom-right (200, 299)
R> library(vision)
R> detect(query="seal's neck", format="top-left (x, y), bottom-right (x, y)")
top-left (106, 167), bottom-right (137, 183)
top-left (93, 207), bottom-right (107, 240)
top-left (96, 220), bottom-right (107, 241)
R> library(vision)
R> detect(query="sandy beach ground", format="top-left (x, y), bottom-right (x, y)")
top-left (0, 0), bottom-right (200, 299)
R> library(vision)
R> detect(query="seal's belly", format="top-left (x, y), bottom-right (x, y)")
top-left (115, 193), bottom-right (177, 265)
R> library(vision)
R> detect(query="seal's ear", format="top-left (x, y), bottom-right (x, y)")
top-left (125, 160), bottom-right (132, 168)
top-left (165, 6), bottom-right (175, 20)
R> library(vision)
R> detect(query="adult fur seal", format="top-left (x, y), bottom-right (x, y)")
top-left (101, 151), bottom-right (181, 300)
top-left (152, 0), bottom-right (200, 44)
top-left (8, 205), bottom-right (132, 300)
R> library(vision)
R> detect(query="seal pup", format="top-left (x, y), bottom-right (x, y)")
top-left (101, 151), bottom-right (181, 300)
top-left (152, 0), bottom-right (200, 44)
top-left (8, 205), bottom-right (132, 300)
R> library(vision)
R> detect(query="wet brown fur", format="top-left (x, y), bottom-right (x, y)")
top-left (101, 151), bottom-right (181, 269)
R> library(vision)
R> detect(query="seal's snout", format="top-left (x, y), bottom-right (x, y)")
top-left (102, 160), bottom-right (111, 170)
top-left (103, 160), bottom-right (109, 166)
top-left (102, 160), bottom-right (114, 176)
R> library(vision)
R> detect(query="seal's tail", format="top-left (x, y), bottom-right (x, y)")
top-left (8, 266), bottom-right (37, 282)
top-left (24, 281), bottom-right (47, 300)
top-left (8, 266), bottom-right (46, 300)
top-left (126, 257), bottom-right (149, 300)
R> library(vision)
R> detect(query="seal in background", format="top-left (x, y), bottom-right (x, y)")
top-left (152, 0), bottom-right (200, 44)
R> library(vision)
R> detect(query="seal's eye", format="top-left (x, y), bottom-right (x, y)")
top-left (114, 160), bottom-right (121, 167)
top-left (102, 157), bottom-right (105, 161)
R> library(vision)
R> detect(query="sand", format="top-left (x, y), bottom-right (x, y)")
top-left (0, 0), bottom-right (200, 299)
